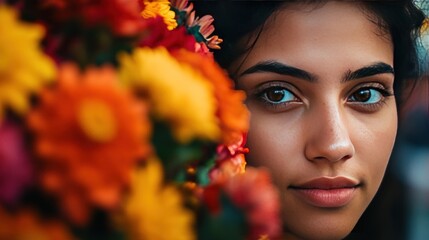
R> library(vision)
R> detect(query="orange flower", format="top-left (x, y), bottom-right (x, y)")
top-left (171, 49), bottom-right (249, 146)
top-left (27, 64), bottom-right (151, 225)
top-left (0, 208), bottom-right (73, 240)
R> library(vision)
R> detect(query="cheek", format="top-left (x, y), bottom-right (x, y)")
top-left (353, 106), bottom-right (398, 194)
top-left (245, 110), bottom-right (304, 184)
top-left (246, 114), bottom-right (283, 167)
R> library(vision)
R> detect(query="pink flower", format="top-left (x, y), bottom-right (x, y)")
top-left (171, 0), bottom-right (223, 51)
top-left (0, 121), bottom-right (33, 205)
top-left (186, 12), bottom-right (223, 51)
top-left (209, 134), bottom-right (249, 182)
top-left (171, 0), bottom-right (193, 15)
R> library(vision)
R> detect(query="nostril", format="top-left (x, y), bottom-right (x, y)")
top-left (311, 153), bottom-right (352, 162)
top-left (305, 140), bottom-right (355, 163)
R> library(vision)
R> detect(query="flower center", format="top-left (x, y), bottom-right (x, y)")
top-left (78, 99), bottom-right (116, 142)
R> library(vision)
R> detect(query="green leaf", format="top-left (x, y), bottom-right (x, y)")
top-left (196, 155), bottom-right (216, 186)
top-left (151, 120), bottom-right (217, 182)
top-left (197, 194), bottom-right (247, 240)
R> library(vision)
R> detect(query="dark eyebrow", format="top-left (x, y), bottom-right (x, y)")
top-left (343, 62), bottom-right (394, 82)
top-left (239, 60), bottom-right (394, 83)
top-left (239, 60), bottom-right (317, 82)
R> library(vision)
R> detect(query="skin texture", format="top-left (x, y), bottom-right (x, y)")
top-left (233, 2), bottom-right (397, 240)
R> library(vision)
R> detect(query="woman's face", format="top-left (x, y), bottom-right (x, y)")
top-left (234, 2), bottom-right (396, 239)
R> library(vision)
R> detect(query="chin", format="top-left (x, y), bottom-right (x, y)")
top-left (282, 206), bottom-right (363, 240)
top-left (292, 228), bottom-right (353, 240)
top-left (284, 224), bottom-right (355, 240)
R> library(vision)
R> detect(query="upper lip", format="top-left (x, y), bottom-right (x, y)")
top-left (290, 176), bottom-right (360, 190)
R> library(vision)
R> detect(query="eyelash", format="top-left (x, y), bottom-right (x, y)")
top-left (346, 85), bottom-right (394, 112)
top-left (251, 82), bottom-right (301, 110)
top-left (249, 82), bottom-right (394, 112)
top-left (255, 88), bottom-right (298, 110)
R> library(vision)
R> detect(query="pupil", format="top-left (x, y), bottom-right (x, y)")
top-left (267, 89), bottom-right (285, 102)
top-left (355, 89), bottom-right (371, 101)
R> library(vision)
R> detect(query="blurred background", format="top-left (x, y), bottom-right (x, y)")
top-left (348, 1), bottom-right (429, 239)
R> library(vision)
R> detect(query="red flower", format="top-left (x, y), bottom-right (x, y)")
top-left (31, 0), bottom-right (146, 36)
top-left (201, 182), bottom-right (223, 215)
top-left (203, 168), bottom-right (282, 240)
top-left (82, 0), bottom-right (146, 36)
top-left (138, 17), bottom-right (196, 52)
top-left (224, 168), bottom-right (282, 240)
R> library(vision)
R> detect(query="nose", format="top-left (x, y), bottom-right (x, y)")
top-left (304, 102), bottom-right (355, 163)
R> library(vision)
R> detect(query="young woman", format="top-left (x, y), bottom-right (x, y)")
top-left (195, 1), bottom-right (427, 239)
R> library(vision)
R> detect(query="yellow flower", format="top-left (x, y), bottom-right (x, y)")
top-left (123, 158), bottom-right (195, 240)
top-left (0, 5), bottom-right (56, 119)
top-left (141, 0), bottom-right (177, 30)
top-left (421, 18), bottom-right (428, 34)
top-left (118, 47), bottom-right (220, 143)
top-left (171, 50), bottom-right (249, 146)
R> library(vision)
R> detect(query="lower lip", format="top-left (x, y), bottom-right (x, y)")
top-left (292, 187), bottom-right (357, 208)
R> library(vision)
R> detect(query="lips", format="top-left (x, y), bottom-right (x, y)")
top-left (289, 176), bottom-right (360, 208)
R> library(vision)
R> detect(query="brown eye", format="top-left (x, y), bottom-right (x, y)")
top-left (267, 89), bottom-right (285, 102)
top-left (349, 88), bottom-right (383, 104)
top-left (352, 89), bottom-right (371, 102)
top-left (262, 87), bottom-right (295, 103)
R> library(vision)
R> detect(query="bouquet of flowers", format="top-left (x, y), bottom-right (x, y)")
top-left (0, 0), bottom-right (282, 239)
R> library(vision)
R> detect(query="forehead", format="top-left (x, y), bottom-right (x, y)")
top-left (266, 1), bottom-right (388, 39)
top-left (236, 1), bottom-right (393, 76)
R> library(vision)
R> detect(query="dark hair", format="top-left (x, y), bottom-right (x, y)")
top-left (193, 0), bottom-right (427, 105)
top-left (194, 2), bottom-right (427, 239)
